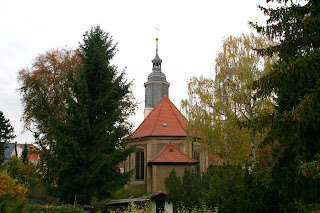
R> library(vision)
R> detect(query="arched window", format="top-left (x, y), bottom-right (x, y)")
top-left (135, 150), bottom-right (144, 180)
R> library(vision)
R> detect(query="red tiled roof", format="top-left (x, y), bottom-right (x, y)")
top-left (148, 144), bottom-right (198, 164)
top-left (28, 153), bottom-right (39, 160)
top-left (130, 96), bottom-right (189, 138)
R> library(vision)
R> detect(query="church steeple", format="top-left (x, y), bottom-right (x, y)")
top-left (152, 37), bottom-right (162, 70)
top-left (144, 36), bottom-right (170, 118)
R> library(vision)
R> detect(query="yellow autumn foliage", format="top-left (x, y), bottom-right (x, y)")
top-left (0, 172), bottom-right (27, 201)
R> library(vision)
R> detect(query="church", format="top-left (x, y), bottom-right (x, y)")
top-left (124, 37), bottom-right (211, 195)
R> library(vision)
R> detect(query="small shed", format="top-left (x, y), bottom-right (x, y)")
top-left (107, 192), bottom-right (173, 213)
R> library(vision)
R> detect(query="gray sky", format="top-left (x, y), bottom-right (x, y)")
top-left (0, 0), bottom-right (269, 143)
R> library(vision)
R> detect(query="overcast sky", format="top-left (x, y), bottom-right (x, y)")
top-left (0, 0), bottom-right (270, 144)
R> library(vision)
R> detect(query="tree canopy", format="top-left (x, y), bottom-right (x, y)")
top-left (0, 111), bottom-right (15, 144)
top-left (250, 0), bottom-right (320, 210)
top-left (181, 33), bottom-right (276, 166)
top-left (18, 26), bottom-right (136, 204)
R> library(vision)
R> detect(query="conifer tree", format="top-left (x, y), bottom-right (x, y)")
top-left (19, 26), bottom-right (136, 204)
top-left (21, 144), bottom-right (28, 165)
top-left (0, 111), bottom-right (16, 163)
top-left (250, 0), bottom-right (320, 209)
top-left (44, 26), bottom-right (136, 204)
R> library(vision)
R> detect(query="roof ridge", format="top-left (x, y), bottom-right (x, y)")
top-left (166, 98), bottom-right (188, 133)
top-left (169, 144), bottom-right (196, 162)
top-left (149, 97), bottom-right (165, 135)
top-left (130, 97), bottom-right (159, 137)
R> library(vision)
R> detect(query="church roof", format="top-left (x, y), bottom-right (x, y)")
top-left (130, 95), bottom-right (189, 138)
top-left (148, 144), bottom-right (198, 165)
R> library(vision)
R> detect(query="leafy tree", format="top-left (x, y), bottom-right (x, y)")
top-left (18, 26), bottom-right (136, 204)
top-left (4, 156), bottom-right (53, 204)
top-left (21, 144), bottom-right (28, 165)
top-left (18, 48), bottom-right (80, 139)
top-left (249, 0), bottom-right (320, 210)
top-left (0, 111), bottom-right (16, 163)
top-left (181, 33), bottom-right (276, 166)
top-left (0, 171), bottom-right (27, 201)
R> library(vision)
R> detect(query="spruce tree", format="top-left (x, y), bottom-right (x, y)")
top-left (250, 0), bottom-right (320, 210)
top-left (42, 26), bottom-right (135, 204)
top-left (21, 144), bottom-right (29, 165)
top-left (0, 111), bottom-right (16, 163)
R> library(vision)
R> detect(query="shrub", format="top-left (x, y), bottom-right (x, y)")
top-left (165, 164), bottom-right (278, 212)
top-left (0, 171), bottom-right (27, 201)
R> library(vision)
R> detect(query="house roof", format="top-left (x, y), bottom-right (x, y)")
top-left (28, 153), bottom-right (39, 160)
top-left (130, 95), bottom-right (189, 138)
top-left (3, 143), bottom-right (16, 163)
top-left (148, 144), bottom-right (198, 165)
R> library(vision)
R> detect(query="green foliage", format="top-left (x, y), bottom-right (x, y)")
top-left (0, 111), bottom-right (15, 144)
top-left (165, 165), bottom-right (278, 213)
top-left (19, 26), bottom-right (136, 204)
top-left (165, 169), bottom-right (202, 209)
top-left (0, 194), bottom-right (28, 213)
top-left (29, 205), bottom-right (87, 213)
top-left (0, 194), bottom-right (86, 213)
top-left (181, 33), bottom-right (276, 166)
top-left (5, 157), bottom-right (38, 188)
top-left (249, 0), bottom-right (320, 209)
top-left (175, 204), bottom-right (216, 213)
top-left (112, 188), bottom-right (134, 199)
top-left (110, 202), bottom-right (153, 213)
top-left (0, 171), bottom-right (27, 201)
top-left (164, 169), bottom-right (182, 206)
top-left (21, 144), bottom-right (29, 165)
top-left (3, 156), bottom-right (54, 204)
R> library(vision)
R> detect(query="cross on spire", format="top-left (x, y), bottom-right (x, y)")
top-left (155, 27), bottom-right (160, 39)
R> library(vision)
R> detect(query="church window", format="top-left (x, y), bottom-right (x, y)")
top-left (135, 151), bottom-right (144, 180)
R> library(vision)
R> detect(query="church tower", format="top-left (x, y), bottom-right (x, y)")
top-left (144, 37), bottom-right (170, 118)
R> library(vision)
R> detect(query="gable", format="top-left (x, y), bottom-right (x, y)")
top-left (148, 144), bottom-right (198, 165)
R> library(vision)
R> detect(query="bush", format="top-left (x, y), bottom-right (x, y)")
top-left (0, 171), bottom-right (27, 201)
top-left (165, 168), bottom-right (202, 209)
top-left (3, 156), bottom-right (56, 204)
top-left (165, 164), bottom-right (278, 213)
top-left (29, 205), bottom-right (87, 213)
top-left (0, 194), bottom-right (29, 213)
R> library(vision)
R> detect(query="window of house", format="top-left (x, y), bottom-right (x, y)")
top-left (135, 151), bottom-right (144, 180)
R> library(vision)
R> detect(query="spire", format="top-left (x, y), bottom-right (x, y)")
top-left (156, 37), bottom-right (159, 56)
top-left (152, 37), bottom-right (162, 70)
top-left (144, 28), bottom-right (170, 118)
top-left (155, 27), bottom-right (160, 56)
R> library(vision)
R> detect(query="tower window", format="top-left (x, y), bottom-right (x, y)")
top-left (135, 151), bottom-right (144, 180)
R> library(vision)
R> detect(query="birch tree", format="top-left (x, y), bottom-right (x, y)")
top-left (182, 33), bottom-right (276, 166)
